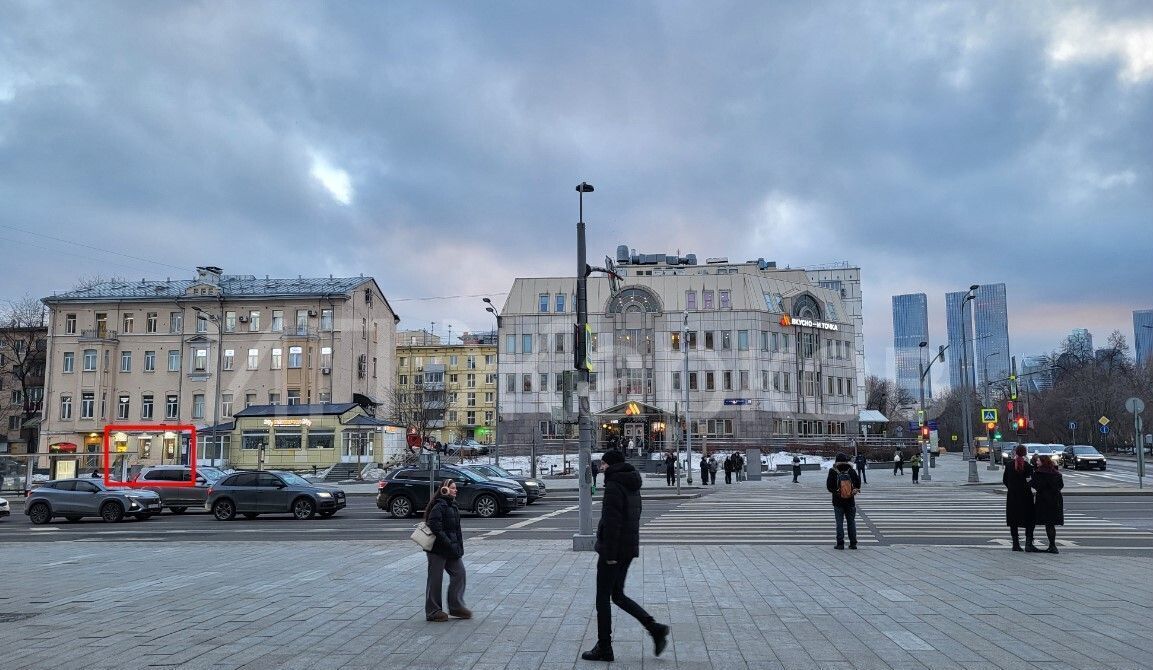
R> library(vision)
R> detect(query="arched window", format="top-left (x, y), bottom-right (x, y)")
top-left (792, 294), bottom-right (822, 319)
top-left (606, 287), bottom-right (662, 314)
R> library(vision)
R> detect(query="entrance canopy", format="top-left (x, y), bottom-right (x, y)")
top-left (597, 401), bottom-right (666, 420)
top-left (858, 410), bottom-right (889, 424)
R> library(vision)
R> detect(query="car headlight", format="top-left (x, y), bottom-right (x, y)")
top-left (524, 482), bottom-right (538, 488)
top-left (316, 491), bottom-right (333, 498)
top-left (497, 487), bottom-right (518, 495)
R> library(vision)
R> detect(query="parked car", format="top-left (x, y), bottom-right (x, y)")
top-left (376, 465), bottom-right (526, 518)
top-left (459, 463), bottom-right (547, 504)
top-left (132, 465), bottom-right (226, 514)
top-left (0, 496), bottom-right (9, 519)
top-left (1062, 445), bottom-right (1107, 471)
top-left (449, 440), bottom-right (490, 457)
top-left (25, 479), bottom-right (162, 524)
top-left (205, 470), bottom-right (346, 520)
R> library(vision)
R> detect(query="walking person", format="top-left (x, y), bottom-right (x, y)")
top-left (708, 455), bottom-right (718, 484)
top-left (700, 455), bottom-right (709, 486)
top-left (664, 451), bottom-right (676, 486)
top-left (791, 455), bottom-right (802, 483)
top-left (1031, 454), bottom-right (1064, 554)
top-left (893, 450), bottom-right (904, 475)
top-left (733, 453), bottom-right (744, 481)
top-left (723, 454), bottom-right (734, 484)
top-left (1002, 444), bottom-right (1037, 552)
top-left (581, 450), bottom-right (669, 662)
top-left (854, 452), bottom-right (868, 485)
top-left (826, 453), bottom-right (861, 549)
top-left (909, 453), bottom-right (922, 484)
top-left (423, 479), bottom-right (471, 622)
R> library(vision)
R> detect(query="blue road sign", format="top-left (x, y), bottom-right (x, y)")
top-left (723, 398), bottom-right (749, 406)
top-left (1100, 425), bottom-right (1109, 434)
top-left (928, 420), bottom-right (938, 430)
top-left (1069, 421), bottom-right (1077, 430)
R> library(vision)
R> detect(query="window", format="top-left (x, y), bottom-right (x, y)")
top-left (361, 318), bottom-right (367, 339)
top-left (372, 357), bottom-right (377, 378)
top-left (320, 308), bottom-right (333, 331)
top-left (539, 373), bottom-right (549, 393)
top-left (120, 351), bottom-right (132, 372)
top-left (223, 311), bottom-right (237, 333)
top-left (249, 310), bottom-right (261, 331)
top-left (782, 333), bottom-right (790, 353)
top-left (783, 372), bottom-right (791, 393)
top-left (146, 312), bottom-right (157, 333)
top-left (802, 332), bottom-right (815, 359)
top-left (288, 346), bottom-right (302, 368)
top-left (141, 394), bottom-right (154, 420)
top-left (62, 352), bottom-right (75, 373)
top-left (122, 313), bottom-right (134, 333)
top-left (195, 314), bottom-right (207, 333)
top-left (466, 410), bottom-right (476, 425)
top-left (219, 349), bottom-right (233, 371)
top-left (271, 310), bottom-right (284, 332)
top-left (686, 331), bottom-right (697, 349)
top-left (467, 392), bottom-right (477, 407)
top-left (740, 370), bottom-right (749, 390)
top-left (590, 372), bottom-right (598, 391)
top-left (845, 378), bottom-right (852, 397)
top-left (65, 314), bottom-right (77, 334)
top-left (485, 354), bottom-right (495, 366)
top-left (760, 331), bottom-right (769, 351)
top-left (522, 374), bottom-right (532, 392)
top-left (837, 377), bottom-right (844, 396)
top-left (774, 371), bottom-right (782, 392)
top-left (245, 392), bottom-right (256, 408)
top-left (193, 348), bottom-right (208, 372)
top-left (719, 290), bottom-right (731, 309)
top-left (555, 334), bottom-right (565, 353)
top-left (762, 370), bottom-right (769, 391)
top-left (804, 371), bottom-right (816, 396)
top-left (95, 313), bottom-right (108, 337)
top-left (721, 331), bottom-right (732, 350)
top-left (555, 294), bottom-right (566, 312)
top-left (670, 332), bottom-right (681, 351)
top-left (703, 291), bottom-right (714, 310)
top-left (825, 339), bottom-right (833, 359)
top-left (271, 348), bottom-right (282, 369)
top-left (166, 395), bottom-right (179, 419)
top-left (60, 394), bottom-right (72, 420)
top-left (827, 375), bottom-right (835, 395)
top-left (144, 350), bottom-right (156, 372)
top-left (81, 392), bottom-right (94, 419)
top-left (192, 393), bottom-right (205, 419)
top-left (705, 371), bottom-right (715, 391)
top-left (771, 332), bottom-right (779, 353)
top-left (484, 391), bottom-right (494, 403)
top-left (723, 371), bottom-right (733, 391)
top-left (505, 334), bottom-right (516, 354)
top-left (466, 355), bottom-right (477, 370)
top-left (521, 334), bottom-right (532, 353)
top-left (672, 371), bottom-right (681, 391)
top-left (168, 350), bottom-right (180, 372)
top-left (247, 348), bottom-right (259, 370)
top-left (704, 332), bottom-right (714, 350)
top-left (738, 330), bottom-right (749, 351)
top-left (82, 349), bottom-right (97, 371)
top-left (539, 293), bottom-right (550, 313)
top-left (466, 373), bottom-right (476, 389)
top-left (686, 290), bottom-right (697, 310)
top-left (688, 372), bottom-right (698, 391)
top-left (169, 311), bottom-right (183, 333)
top-left (321, 347), bottom-right (332, 368)
top-left (292, 310), bottom-right (307, 335)
top-left (287, 390), bottom-right (301, 406)
top-left (506, 374), bottom-right (515, 393)
top-left (308, 431), bottom-right (334, 449)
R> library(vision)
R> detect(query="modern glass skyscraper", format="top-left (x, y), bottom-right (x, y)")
top-left (945, 283), bottom-right (1010, 395)
top-left (1135, 310), bottom-right (1153, 368)
top-left (945, 291), bottom-right (975, 391)
top-left (892, 293), bottom-right (930, 402)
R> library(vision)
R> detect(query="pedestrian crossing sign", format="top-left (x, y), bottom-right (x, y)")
top-left (980, 408), bottom-right (997, 423)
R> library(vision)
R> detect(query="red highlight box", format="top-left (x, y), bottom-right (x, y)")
top-left (100, 424), bottom-right (198, 488)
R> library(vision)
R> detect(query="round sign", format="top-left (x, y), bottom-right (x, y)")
top-left (1125, 397), bottom-right (1145, 414)
top-left (1068, 421), bottom-right (1077, 430)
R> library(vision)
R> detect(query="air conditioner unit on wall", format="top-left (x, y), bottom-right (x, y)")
top-left (238, 316), bottom-right (249, 323)
top-left (321, 367), bottom-right (331, 375)
top-left (308, 310), bottom-right (317, 317)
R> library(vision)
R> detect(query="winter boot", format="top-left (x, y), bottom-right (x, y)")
top-left (1024, 543), bottom-right (1040, 553)
top-left (581, 642), bottom-right (614, 662)
top-left (649, 623), bottom-right (669, 657)
top-left (449, 607), bottom-right (473, 619)
top-left (1012, 542), bottom-right (1023, 552)
top-left (1045, 545), bottom-right (1059, 554)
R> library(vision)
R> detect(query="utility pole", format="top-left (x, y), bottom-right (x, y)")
top-left (682, 310), bottom-right (692, 485)
top-left (573, 182), bottom-right (596, 552)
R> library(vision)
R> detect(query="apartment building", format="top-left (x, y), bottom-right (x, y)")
top-left (395, 334), bottom-right (498, 444)
top-left (39, 266), bottom-right (398, 468)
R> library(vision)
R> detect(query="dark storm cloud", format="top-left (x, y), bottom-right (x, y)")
top-left (1, 1), bottom-right (1149, 375)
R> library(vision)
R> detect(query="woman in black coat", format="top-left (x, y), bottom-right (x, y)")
top-left (1031, 455), bottom-right (1065, 554)
top-left (423, 479), bottom-right (471, 621)
top-left (1002, 445), bottom-right (1037, 552)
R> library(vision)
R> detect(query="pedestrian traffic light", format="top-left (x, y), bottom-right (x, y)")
top-left (1015, 416), bottom-right (1027, 431)
top-left (994, 431), bottom-right (1002, 440)
top-left (1006, 400), bottom-right (1014, 412)
top-left (985, 422), bottom-right (996, 431)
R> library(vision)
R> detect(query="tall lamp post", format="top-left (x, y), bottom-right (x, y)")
top-left (573, 181), bottom-right (596, 552)
top-left (192, 306), bottom-right (224, 469)
top-left (918, 341), bottom-right (947, 482)
top-left (982, 351), bottom-right (1001, 471)
top-left (958, 285), bottom-right (980, 483)
top-left (682, 310), bottom-right (692, 486)
top-left (482, 297), bottom-right (502, 466)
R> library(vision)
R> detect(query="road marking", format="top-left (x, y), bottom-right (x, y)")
top-left (45, 553), bottom-right (97, 566)
top-left (476, 505), bottom-right (579, 538)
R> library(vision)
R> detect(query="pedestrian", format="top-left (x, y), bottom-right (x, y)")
top-left (893, 450), bottom-right (904, 475)
top-left (854, 452), bottom-right (868, 485)
top-left (1002, 445), bottom-right (1037, 552)
top-left (723, 454), bottom-right (734, 484)
top-left (733, 453), bottom-right (744, 481)
top-left (627, 437), bottom-right (636, 457)
top-left (708, 455), bottom-right (718, 484)
top-left (700, 455), bottom-right (709, 484)
top-left (791, 455), bottom-right (802, 483)
top-left (909, 453), bottom-right (922, 484)
top-left (591, 456), bottom-right (601, 487)
top-left (423, 479), bottom-right (471, 622)
top-left (664, 451), bottom-right (676, 486)
top-left (1031, 454), bottom-right (1064, 554)
top-left (826, 453), bottom-right (861, 550)
top-left (582, 450), bottom-right (669, 662)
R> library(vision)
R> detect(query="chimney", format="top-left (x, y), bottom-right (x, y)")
top-left (196, 266), bottom-right (223, 286)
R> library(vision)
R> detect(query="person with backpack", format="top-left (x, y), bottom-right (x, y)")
top-left (791, 455), bottom-right (802, 483)
top-left (825, 453), bottom-right (861, 550)
top-left (1031, 454), bottom-right (1065, 554)
top-left (909, 453), bottom-right (922, 484)
top-left (1002, 444), bottom-right (1037, 552)
top-left (854, 452), bottom-right (868, 485)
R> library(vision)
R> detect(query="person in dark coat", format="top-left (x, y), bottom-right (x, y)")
top-left (423, 479), bottom-right (471, 622)
top-left (791, 455), bottom-right (802, 483)
top-left (582, 450), bottom-right (668, 662)
top-left (732, 453), bottom-right (744, 481)
top-left (664, 452), bottom-right (676, 486)
top-left (1031, 454), bottom-right (1064, 554)
top-left (591, 457), bottom-right (601, 487)
top-left (708, 455), bottom-right (718, 484)
top-left (1002, 444), bottom-right (1037, 552)
top-left (854, 452), bottom-right (868, 485)
top-left (826, 453), bottom-right (861, 549)
top-left (700, 455), bottom-right (709, 484)
top-left (723, 454), bottom-right (734, 484)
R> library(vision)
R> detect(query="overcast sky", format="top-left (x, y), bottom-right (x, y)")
top-left (2, 1), bottom-right (1150, 389)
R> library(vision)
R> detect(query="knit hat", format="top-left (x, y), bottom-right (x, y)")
top-left (834, 453), bottom-right (850, 463)
top-left (601, 450), bottom-right (625, 466)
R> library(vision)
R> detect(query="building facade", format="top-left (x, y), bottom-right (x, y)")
top-left (1133, 310), bottom-right (1152, 368)
top-left (891, 293), bottom-right (930, 403)
top-left (39, 267), bottom-right (398, 469)
top-left (0, 325), bottom-right (46, 455)
top-left (805, 263), bottom-right (865, 408)
top-left (395, 337), bottom-right (498, 444)
top-left (495, 252), bottom-right (860, 451)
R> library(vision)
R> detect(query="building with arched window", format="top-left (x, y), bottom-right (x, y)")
top-left (493, 250), bottom-right (861, 452)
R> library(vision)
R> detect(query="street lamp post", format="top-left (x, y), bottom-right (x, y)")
top-left (917, 341), bottom-right (947, 482)
top-left (573, 181), bottom-right (596, 552)
top-left (983, 351), bottom-right (1001, 471)
top-left (193, 306), bottom-right (224, 469)
top-left (682, 310), bottom-right (692, 486)
top-left (482, 298), bottom-right (502, 467)
top-left (958, 285), bottom-right (980, 483)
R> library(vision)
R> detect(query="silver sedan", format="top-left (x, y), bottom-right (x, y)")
top-left (25, 478), bottom-right (163, 524)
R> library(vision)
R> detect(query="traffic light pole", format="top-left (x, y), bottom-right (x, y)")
top-left (573, 182), bottom-right (595, 552)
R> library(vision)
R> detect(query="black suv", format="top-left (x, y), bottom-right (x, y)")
top-left (206, 470), bottom-right (346, 520)
top-left (376, 465), bottom-right (526, 518)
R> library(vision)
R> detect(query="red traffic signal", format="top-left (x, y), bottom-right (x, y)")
top-left (919, 426), bottom-right (930, 439)
top-left (1015, 416), bottom-right (1027, 431)
top-left (1006, 400), bottom-right (1015, 412)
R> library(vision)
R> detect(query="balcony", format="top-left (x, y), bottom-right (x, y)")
top-left (281, 326), bottom-right (319, 340)
top-left (79, 329), bottom-right (119, 342)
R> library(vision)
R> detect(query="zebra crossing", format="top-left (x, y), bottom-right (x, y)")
top-left (640, 486), bottom-right (1153, 550)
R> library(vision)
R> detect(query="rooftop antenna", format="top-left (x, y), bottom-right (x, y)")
top-left (447, 323), bottom-right (453, 344)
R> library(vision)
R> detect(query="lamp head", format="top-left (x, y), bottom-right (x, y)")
top-left (575, 182), bottom-right (594, 193)
top-left (482, 297), bottom-right (492, 304)
top-left (969, 284), bottom-right (980, 291)
top-left (918, 341), bottom-right (928, 348)
top-left (486, 307), bottom-right (496, 314)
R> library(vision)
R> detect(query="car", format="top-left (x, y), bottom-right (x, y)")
top-left (459, 463), bottom-right (547, 504)
top-left (376, 465), bottom-right (526, 519)
top-left (0, 496), bottom-right (9, 519)
top-left (1029, 444), bottom-right (1063, 466)
top-left (205, 470), bottom-right (346, 520)
top-left (1061, 445), bottom-right (1107, 471)
top-left (449, 440), bottom-right (490, 457)
top-left (24, 478), bottom-right (163, 524)
top-left (132, 465), bottom-right (227, 514)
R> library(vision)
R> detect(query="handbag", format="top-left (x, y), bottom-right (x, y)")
top-left (410, 521), bottom-right (436, 551)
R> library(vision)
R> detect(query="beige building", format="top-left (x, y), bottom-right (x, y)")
top-left (395, 333), bottom-right (497, 444)
top-left (39, 267), bottom-right (398, 469)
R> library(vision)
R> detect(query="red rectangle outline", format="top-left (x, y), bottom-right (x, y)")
top-left (102, 424), bottom-right (198, 488)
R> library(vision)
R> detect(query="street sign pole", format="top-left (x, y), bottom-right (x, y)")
top-left (1127, 398), bottom-right (1145, 489)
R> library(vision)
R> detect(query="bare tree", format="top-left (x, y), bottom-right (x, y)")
top-left (0, 296), bottom-right (48, 453)
top-left (865, 375), bottom-right (916, 431)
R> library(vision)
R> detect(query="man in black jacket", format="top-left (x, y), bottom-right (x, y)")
top-left (582, 450), bottom-right (669, 662)
top-left (826, 453), bottom-right (862, 550)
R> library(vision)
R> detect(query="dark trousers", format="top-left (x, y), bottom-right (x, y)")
top-left (1044, 524), bottom-right (1057, 547)
top-left (724, 471), bottom-right (732, 484)
top-left (709, 471), bottom-right (716, 484)
top-left (911, 466), bottom-right (920, 483)
top-left (700, 469), bottom-right (709, 484)
top-left (425, 552), bottom-right (467, 617)
top-left (666, 469), bottom-right (675, 486)
top-left (1010, 525), bottom-right (1035, 546)
top-left (894, 462), bottom-right (903, 475)
top-left (792, 467), bottom-right (800, 483)
top-left (857, 465), bottom-right (867, 484)
top-left (596, 557), bottom-right (655, 644)
top-left (834, 504), bottom-right (858, 546)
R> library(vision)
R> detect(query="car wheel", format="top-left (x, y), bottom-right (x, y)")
top-left (389, 495), bottom-right (414, 518)
top-left (212, 499), bottom-right (236, 521)
top-left (319, 511), bottom-right (335, 518)
top-left (169, 506), bottom-right (188, 514)
top-left (65, 516), bottom-right (82, 523)
top-left (292, 497), bottom-right (316, 520)
top-left (474, 494), bottom-right (499, 518)
top-left (100, 501), bottom-right (125, 523)
top-left (1100, 464), bottom-right (1107, 471)
top-left (28, 503), bottom-right (52, 525)
top-left (243, 513), bottom-right (259, 520)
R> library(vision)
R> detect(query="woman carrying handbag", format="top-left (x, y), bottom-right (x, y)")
top-left (423, 479), bottom-right (472, 622)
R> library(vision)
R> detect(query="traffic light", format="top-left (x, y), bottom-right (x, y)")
top-left (994, 430), bottom-right (1002, 440)
top-left (919, 426), bottom-right (930, 440)
top-left (986, 422), bottom-right (996, 431)
top-left (1015, 416), bottom-right (1027, 432)
top-left (573, 323), bottom-right (593, 372)
top-left (1006, 400), bottom-right (1014, 412)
